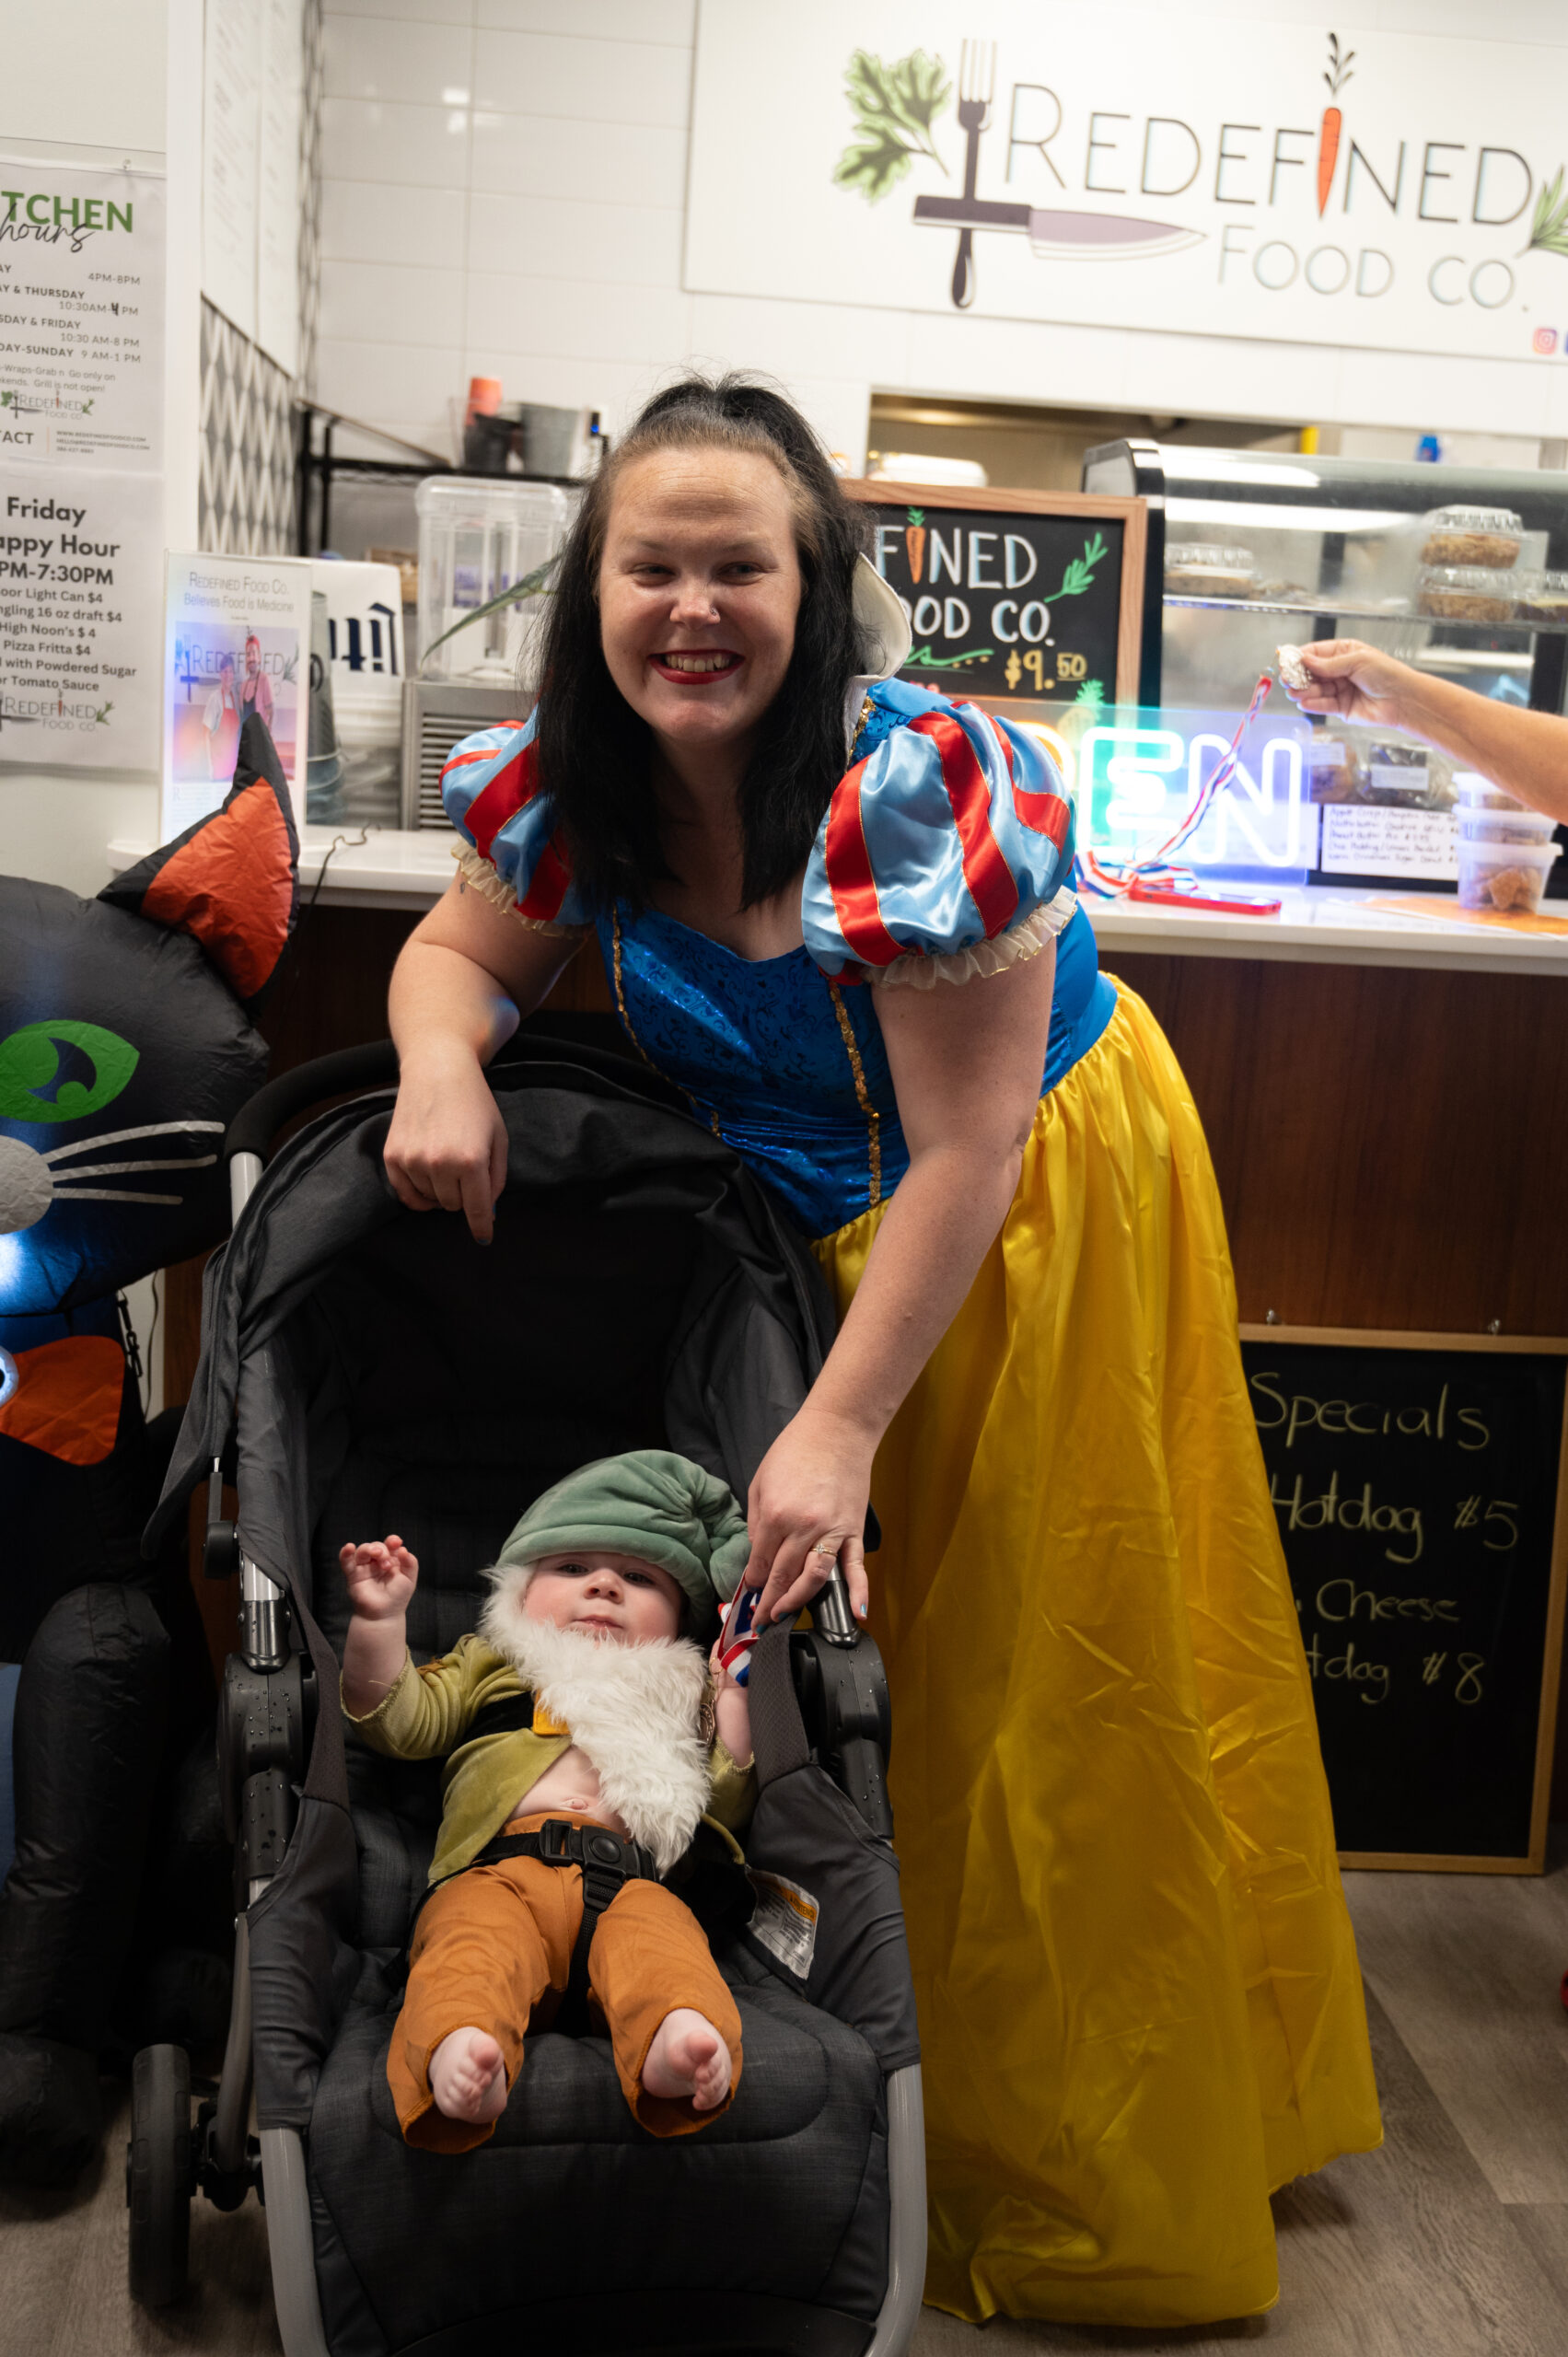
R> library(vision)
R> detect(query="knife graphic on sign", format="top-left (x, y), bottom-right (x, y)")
top-left (914, 193), bottom-right (1206, 269)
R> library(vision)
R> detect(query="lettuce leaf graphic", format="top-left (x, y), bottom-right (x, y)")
top-left (832, 49), bottom-right (950, 203)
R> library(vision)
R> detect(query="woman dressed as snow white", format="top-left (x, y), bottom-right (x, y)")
top-left (382, 377), bottom-right (1380, 2328)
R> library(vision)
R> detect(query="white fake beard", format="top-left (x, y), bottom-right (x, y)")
top-left (478, 1568), bottom-right (712, 1872)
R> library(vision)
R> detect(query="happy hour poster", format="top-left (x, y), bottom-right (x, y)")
top-left (162, 552), bottom-right (310, 835)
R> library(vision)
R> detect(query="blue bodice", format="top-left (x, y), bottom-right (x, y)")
top-left (441, 676), bottom-right (1115, 1238)
top-left (597, 901), bottom-right (1117, 1240)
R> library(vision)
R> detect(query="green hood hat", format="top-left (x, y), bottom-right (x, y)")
top-left (496, 1449), bottom-right (750, 1638)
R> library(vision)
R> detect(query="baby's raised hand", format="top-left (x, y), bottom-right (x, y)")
top-left (339, 1534), bottom-right (419, 1620)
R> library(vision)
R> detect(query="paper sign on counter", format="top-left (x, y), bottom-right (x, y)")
top-left (1320, 805), bottom-right (1459, 881)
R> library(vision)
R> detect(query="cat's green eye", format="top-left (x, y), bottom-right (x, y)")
top-left (0, 1020), bottom-right (139, 1125)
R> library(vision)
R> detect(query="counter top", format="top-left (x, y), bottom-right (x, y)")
top-left (107, 829), bottom-right (1568, 978)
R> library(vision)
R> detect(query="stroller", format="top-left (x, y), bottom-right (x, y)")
top-left (128, 1021), bottom-right (926, 2357)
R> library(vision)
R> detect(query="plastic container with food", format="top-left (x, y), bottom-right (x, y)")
top-left (1456, 807), bottom-right (1560, 845)
top-left (1453, 772), bottom-right (1528, 812)
top-left (1417, 564), bottom-right (1519, 623)
top-left (1163, 543), bottom-right (1256, 598)
top-left (1514, 568), bottom-right (1568, 625)
top-left (1455, 837), bottom-right (1560, 913)
top-left (1419, 505), bottom-right (1523, 568)
top-left (1364, 739), bottom-right (1433, 805)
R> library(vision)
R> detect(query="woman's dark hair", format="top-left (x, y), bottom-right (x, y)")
top-left (534, 374), bottom-right (868, 913)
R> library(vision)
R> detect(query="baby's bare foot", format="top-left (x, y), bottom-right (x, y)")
top-left (428, 2026), bottom-right (508, 2124)
top-left (644, 2008), bottom-right (731, 2111)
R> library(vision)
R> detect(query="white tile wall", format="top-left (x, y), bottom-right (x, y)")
top-left (318, 1), bottom-right (1568, 473)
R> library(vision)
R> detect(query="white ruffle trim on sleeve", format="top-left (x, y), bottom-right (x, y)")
top-left (867, 888), bottom-right (1078, 990)
top-left (451, 842), bottom-right (589, 937)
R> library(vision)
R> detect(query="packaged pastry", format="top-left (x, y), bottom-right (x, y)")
top-left (1275, 644), bottom-right (1312, 691)
top-left (1419, 505), bottom-right (1523, 568)
top-left (1305, 734), bottom-right (1362, 803)
top-left (1455, 837), bottom-right (1560, 913)
top-left (1164, 543), bottom-right (1256, 598)
top-left (1364, 739), bottom-right (1432, 805)
top-left (1417, 565), bottom-right (1518, 623)
top-left (1514, 568), bottom-right (1568, 624)
top-left (1457, 807), bottom-right (1560, 846)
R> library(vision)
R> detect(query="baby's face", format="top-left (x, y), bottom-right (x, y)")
top-left (522, 1550), bottom-right (683, 1644)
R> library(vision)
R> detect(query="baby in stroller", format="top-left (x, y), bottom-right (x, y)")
top-left (339, 1449), bottom-right (757, 2154)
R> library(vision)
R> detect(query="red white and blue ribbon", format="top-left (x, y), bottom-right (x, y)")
top-left (1077, 670), bottom-right (1275, 900)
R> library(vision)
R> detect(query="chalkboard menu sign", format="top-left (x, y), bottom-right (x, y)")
top-left (1240, 1328), bottom-right (1568, 1871)
top-left (843, 481), bottom-right (1146, 710)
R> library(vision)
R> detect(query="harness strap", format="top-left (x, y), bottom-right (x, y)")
top-left (439, 1817), bottom-right (661, 2034)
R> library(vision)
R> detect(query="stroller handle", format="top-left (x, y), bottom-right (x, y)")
top-left (226, 1042), bottom-right (400, 1225)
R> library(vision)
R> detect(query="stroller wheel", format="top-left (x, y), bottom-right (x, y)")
top-left (126, 2043), bottom-right (192, 2307)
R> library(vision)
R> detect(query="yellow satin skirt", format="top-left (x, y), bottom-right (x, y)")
top-left (813, 981), bottom-right (1381, 2328)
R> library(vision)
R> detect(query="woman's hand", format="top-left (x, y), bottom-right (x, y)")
top-left (744, 1404), bottom-right (872, 1628)
top-left (1285, 639), bottom-right (1426, 731)
top-left (384, 1042), bottom-right (510, 1246)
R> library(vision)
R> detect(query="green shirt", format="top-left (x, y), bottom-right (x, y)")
top-left (344, 1632), bottom-right (755, 1886)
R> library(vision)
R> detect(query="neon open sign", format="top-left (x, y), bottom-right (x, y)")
top-left (1016, 706), bottom-right (1318, 871)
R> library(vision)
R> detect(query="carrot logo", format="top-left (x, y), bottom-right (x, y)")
top-left (1318, 32), bottom-right (1353, 216)
top-left (905, 508), bottom-right (926, 583)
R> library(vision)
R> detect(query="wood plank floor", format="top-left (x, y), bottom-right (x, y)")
top-left (6, 1850), bottom-right (1568, 2356)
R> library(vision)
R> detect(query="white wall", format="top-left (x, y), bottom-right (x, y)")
top-left (0, 0), bottom-right (200, 903)
top-left (318, 0), bottom-right (1568, 473)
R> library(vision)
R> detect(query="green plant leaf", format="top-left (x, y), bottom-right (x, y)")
top-left (1525, 166), bottom-right (1568, 258)
top-left (832, 133), bottom-right (913, 203)
top-left (889, 49), bottom-right (950, 144)
top-left (833, 47), bottom-right (950, 204)
top-left (418, 552), bottom-right (561, 673)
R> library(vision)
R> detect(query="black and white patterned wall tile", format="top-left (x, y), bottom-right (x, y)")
top-left (198, 300), bottom-right (296, 556)
top-left (299, 0), bottom-right (323, 401)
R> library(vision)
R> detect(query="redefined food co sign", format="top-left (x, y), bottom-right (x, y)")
top-left (686, 3), bottom-right (1568, 363)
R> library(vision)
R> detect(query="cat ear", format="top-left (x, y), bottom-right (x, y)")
top-left (98, 714), bottom-right (300, 1007)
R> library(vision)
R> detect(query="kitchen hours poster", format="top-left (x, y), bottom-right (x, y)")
top-left (0, 159), bottom-right (166, 772)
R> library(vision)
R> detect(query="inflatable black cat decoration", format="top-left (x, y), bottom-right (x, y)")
top-left (0, 715), bottom-right (296, 2181)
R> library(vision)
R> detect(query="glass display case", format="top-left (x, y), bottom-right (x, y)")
top-left (1080, 441), bottom-right (1568, 893)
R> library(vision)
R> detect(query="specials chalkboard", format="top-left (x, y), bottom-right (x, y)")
top-left (1240, 1328), bottom-right (1568, 1872)
top-left (844, 481), bottom-right (1146, 710)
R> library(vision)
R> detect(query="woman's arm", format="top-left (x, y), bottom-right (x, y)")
top-left (746, 939), bottom-right (1056, 1625)
top-left (1290, 640), bottom-right (1568, 823)
top-left (385, 877), bottom-right (586, 1243)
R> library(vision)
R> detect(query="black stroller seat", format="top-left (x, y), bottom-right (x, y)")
top-left (138, 1036), bottom-right (925, 2357)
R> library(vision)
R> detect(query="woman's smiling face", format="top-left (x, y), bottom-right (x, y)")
top-left (596, 447), bottom-right (804, 758)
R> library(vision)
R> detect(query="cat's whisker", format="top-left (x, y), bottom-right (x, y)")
top-left (43, 1120), bottom-right (224, 1164)
top-left (45, 1155), bottom-right (217, 1179)
top-left (50, 1187), bottom-right (182, 1206)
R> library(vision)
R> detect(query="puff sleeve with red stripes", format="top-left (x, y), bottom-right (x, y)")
top-left (801, 698), bottom-right (1077, 987)
top-left (439, 716), bottom-right (593, 934)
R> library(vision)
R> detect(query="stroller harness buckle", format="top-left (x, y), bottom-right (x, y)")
top-left (469, 1817), bottom-right (661, 2034)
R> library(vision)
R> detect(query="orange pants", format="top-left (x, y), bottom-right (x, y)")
top-left (389, 1815), bottom-right (743, 2152)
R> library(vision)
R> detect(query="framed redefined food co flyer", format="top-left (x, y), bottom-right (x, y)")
top-left (162, 552), bottom-right (311, 836)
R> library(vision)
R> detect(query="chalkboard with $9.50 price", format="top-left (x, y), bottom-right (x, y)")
top-left (845, 481), bottom-right (1146, 712)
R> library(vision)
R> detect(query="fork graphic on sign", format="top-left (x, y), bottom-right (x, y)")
top-left (902, 41), bottom-right (1205, 308)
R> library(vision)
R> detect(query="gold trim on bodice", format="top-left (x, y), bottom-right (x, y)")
top-left (826, 978), bottom-right (882, 1212)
